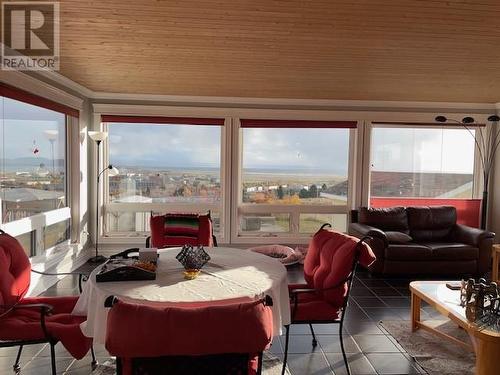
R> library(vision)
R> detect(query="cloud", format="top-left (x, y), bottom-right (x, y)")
top-left (371, 128), bottom-right (474, 174)
top-left (242, 128), bottom-right (349, 174)
top-left (108, 124), bottom-right (221, 168)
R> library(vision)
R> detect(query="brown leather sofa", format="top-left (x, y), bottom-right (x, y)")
top-left (348, 206), bottom-right (495, 276)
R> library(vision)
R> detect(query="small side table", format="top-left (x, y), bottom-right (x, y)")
top-left (492, 244), bottom-right (500, 282)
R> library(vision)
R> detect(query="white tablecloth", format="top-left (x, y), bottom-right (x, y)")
top-left (72, 247), bottom-right (291, 344)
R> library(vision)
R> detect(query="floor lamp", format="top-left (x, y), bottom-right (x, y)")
top-left (435, 114), bottom-right (500, 230)
top-left (43, 129), bottom-right (58, 176)
top-left (88, 131), bottom-right (119, 263)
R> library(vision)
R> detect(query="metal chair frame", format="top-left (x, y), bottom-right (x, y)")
top-left (0, 268), bottom-right (96, 375)
top-left (281, 235), bottom-right (371, 375)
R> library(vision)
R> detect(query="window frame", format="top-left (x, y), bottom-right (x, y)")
top-left (364, 122), bottom-right (483, 204)
top-left (0, 95), bottom-right (74, 257)
top-left (100, 115), bottom-right (231, 243)
top-left (231, 118), bottom-right (358, 244)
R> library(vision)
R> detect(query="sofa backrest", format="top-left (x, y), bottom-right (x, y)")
top-left (358, 207), bottom-right (409, 234)
top-left (407, 206), bottom-right (457, 242)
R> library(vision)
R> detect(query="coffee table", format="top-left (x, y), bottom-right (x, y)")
top-left (410, 281), bottom-right (500, 375)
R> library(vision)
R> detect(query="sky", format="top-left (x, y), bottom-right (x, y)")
top-left (1, 97), bottom-right (66, 163)
top-left (371, 127), bottom-right (475, 174)
top-left (108, 124), bottom-right (351, 175)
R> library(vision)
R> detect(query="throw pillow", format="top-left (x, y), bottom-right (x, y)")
top-left (385, 231), bottom-right (413, 244)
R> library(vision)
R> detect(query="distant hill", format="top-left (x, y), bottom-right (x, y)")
top-left (0, 157), bottom-right (64, 167)
top-left (327, 171), bottom-right (473, 198)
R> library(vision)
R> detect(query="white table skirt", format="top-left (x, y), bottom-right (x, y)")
top-left (72, 247), bottom-right (291, 344)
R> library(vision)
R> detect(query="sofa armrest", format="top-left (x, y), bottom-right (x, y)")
top-left (452, 224), bottom-right (495, 276)
top-left (349, 223), bottom-right (387, 273)
top-left (349, 223), bottom-right (388, 247)
top-left (451, 224), bottom-right (494, 247)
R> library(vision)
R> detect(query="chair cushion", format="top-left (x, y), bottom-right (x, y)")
top-left (358, 207), bottom-right (409, 234)
top-left (289, 292), bottom-right (340, 322)
top-left (421, 242), bottom-right (479, 260)
top-left (303, 229), bottom-right (376, 308)
top-left (385, 244), bottom-right (433, 261)
top-left (105, 298), bottom-right (272, 358)
top-left (407, 206), bottom-right (456, 242)
top-left (0, 296), bottom-right (91, 359)
top-left (0, 232), bottom-right (31, 306)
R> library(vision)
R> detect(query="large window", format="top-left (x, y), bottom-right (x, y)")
top-left (369, 125), bottom-right (480, 226)
top-left (238, 120), bottom-right (355, 238)
top-left (103, 117), bottom-right (224, 237)
top-left (0, 85), bottom-right (73, 257)
top-left (0, 97), bottom-right (66, 222)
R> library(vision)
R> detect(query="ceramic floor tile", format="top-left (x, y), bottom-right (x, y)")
top-left (21, 356), bottom-right (74, 375)
top-left (353, 334), bottom-right (400, 353)
top-left (325, 352), bottom-right (377, 375)
top-left (350, 287), bottom-right (376, 297)
top-left (353, 297), bottom-right (387, 308)
top-left (317, 335), bottom-right (360, 353)
top-left (286, 353), bottom-right (333, 375)
top-left (279, 335), bottom-right (321, 354)
top-left (362, 308), bottom-right (404, 322)
top-left (366, 353), bottom-right (420, 374)
top-left (344, 321), bottom-right (384, 335)
top-left (381, 297), bottom-right (411, 308)
top-left (370, 287), bottom-right (403, 297)
top-left (359, 279), bottom-right (391, 288)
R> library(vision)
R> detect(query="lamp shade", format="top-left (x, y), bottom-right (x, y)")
top-left (44, 129), bottom-right (58, 140)
top-left (109, 166), bottom-right (119, 176)
top-left (88, 131), bottom-right (108, 142)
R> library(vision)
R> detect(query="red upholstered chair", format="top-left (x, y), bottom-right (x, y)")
top-left (282, 224), bottom-right (376, 375)
top-left (146, 212), bottom-right (217, 248)
top-left (105, 296), bottom-right (274, 375)
top-left (0, 230), bottom-right (94, 375)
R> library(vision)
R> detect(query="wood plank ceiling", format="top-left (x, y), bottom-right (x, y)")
top-left (56, 0), bottom-right (500, 102)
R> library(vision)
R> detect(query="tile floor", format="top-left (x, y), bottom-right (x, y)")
top-left (1, 262), bottom-right (455, 374)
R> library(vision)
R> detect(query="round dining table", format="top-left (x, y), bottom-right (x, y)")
top-left (72, 247), bottom-right (291, 344)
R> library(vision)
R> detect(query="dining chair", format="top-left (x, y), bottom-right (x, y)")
top-left (104, 295), bottom-right (274, 375)
top-left (146, 211), bottom-right (217, 248)
top-left (281, 224), bottom-right (376, 375)
top-left (0, 230), bottom-right (96, 375)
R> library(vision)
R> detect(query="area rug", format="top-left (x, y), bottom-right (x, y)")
top-left (92, 352), bottom-right (290, 374)
top-left (380, 320), bottom-right (475, 375)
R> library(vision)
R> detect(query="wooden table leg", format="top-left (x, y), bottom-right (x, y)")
top-left (410, 291), bottom-right (421, 332)
top-left (492, 249), bottom-right (499, 282)
top-left (475, 337), bottom-right (500, 375)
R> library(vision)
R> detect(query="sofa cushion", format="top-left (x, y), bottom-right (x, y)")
top-left (385, 244), bottom-right (433, 261)
top-left (421, 242), bottom-right (479, 261)
top-left (358, 207), bottom-right (409, 234)
top-left (407, 206), bottom-right (456, 242)
top-left (385, 231), bottom-right (413, 244)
